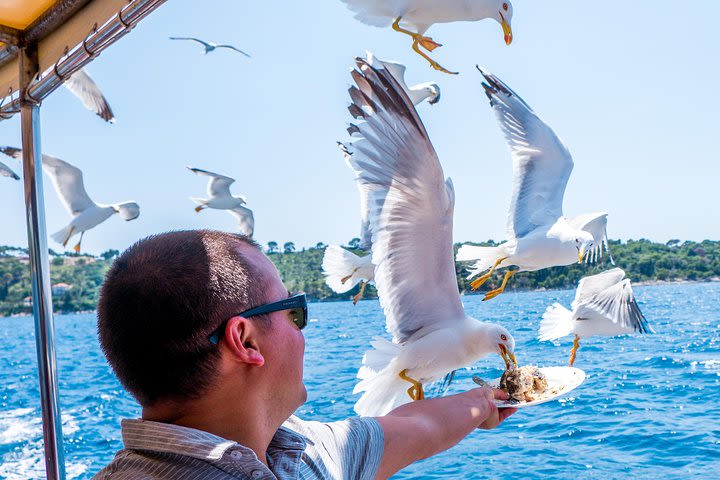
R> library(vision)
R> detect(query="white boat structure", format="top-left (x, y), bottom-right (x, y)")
top-left (0, 1), bottom-right (168, 478)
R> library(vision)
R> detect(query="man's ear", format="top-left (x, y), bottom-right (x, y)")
top-left (223, 316), bottom-right (265, 367)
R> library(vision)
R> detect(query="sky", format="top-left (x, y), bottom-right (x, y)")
top-left (1, 0), bottom-right (719, 255)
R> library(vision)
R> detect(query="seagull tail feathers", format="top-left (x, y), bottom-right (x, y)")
top-left (50, 225), bottom-right (74, 246)
top-left (353, 337), bottom-right (408, 417)
top-left (456, 245), bottom-right (505, 278)
top-left (322, 245), bottom-right (367, 294)
top-left (538, 303), bottom-right (574, 341)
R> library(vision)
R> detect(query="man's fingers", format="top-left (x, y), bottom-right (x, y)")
top-left (493, 388), bottom-right (509, 401)
top-left (499, 407), bottom-right (517, 422)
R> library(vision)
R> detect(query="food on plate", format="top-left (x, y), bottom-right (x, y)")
top-left (499, 365), bottom-right (555, 402)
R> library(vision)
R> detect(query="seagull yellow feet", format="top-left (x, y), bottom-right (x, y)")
top-left (483, 269), bottom-right (517, 301)
top-left (194, 205), bottom-right (205, 213)
top-left (340, 267), bottom-right (359, 285)
top-left (399, 369), bottom-right (424, 400)
top-left (73, 232), bottom-right (84, 253)
top-left (470, 256), bottom-right (508, 290)
top-left (569, 335), bottom-right (580, 366)
top-left (392, 17), bottom-right (458, 75)
top-left (352, 280), bottom-right (367, 305)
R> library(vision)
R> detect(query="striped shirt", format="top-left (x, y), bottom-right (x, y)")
top-left (92, 415), bottom-right (384, 479)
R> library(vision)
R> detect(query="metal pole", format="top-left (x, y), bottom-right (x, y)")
top-left (19, 46), bottom-right (66, 480)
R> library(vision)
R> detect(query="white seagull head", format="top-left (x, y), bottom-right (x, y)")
top-left (488, 0), bottom-right (514, 45)
top-left (418, 82), bottom-right (441, 105)
top-left (487, 324), bottom-right (517, 369)
top-left (575, 232), bottom-right (595, 263)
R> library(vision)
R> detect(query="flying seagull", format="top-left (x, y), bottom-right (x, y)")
top-left (345, 56), bottom-right (516, 417)
top-left (539, 268), bottom-right (653, 365)
top-left (340, 0), bottom-right (513, 74)
top-left (169, 37), bottom-right (250, 57)
top-left (0, 159), bottom-right (19, 180)
top-left (64, 68), bottom-right (115, 123)
top-left (187, 166), bottom-right (254, 237)
top-left (323, 53), bottom-right (441, 304)
top-left (456, 68), bottom-right (612, 301)
top-left (0, 147), bottom-right (139, 252)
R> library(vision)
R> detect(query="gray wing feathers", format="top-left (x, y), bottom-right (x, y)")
top-left (573, 267), bottom-right (627, 307)
top-left (347, 58), bottom-right (465, 343)
top-left (479, 68), bottom-right (573, 239)
top-left (63, 69), bottom-right (115, 123)
top-left (568, 212), bottom-right (612, 264)
top-left (582, 279), bottom-right (653, 334)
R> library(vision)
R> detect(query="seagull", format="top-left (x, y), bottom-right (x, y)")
top-left (0, 159), bottom-right (19, 180)
top-left (538, 268), bottom-right (653, 366)
top-left (345, 56), bottom-right (516, 417)
top-left (323, 54), bottom-right (441, 304)
top-left (63, 68), bottom-right (115, 123)
top-left (187, 166), bottom-right (247, 211)
top-left (456, 68), bottom-right (612, 301)
top-left (0, 147), bottom-right (139, 252)
top-left (169, 37), bottom-right (250, 57)
top-left (340, 0), bottom-right (513, 74)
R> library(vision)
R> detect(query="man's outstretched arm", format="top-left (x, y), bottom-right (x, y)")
top-left (373, 387), bottom-right (516, 480)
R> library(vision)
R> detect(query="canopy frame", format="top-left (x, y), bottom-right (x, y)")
top-left (1, 1), bottom-right (168, 478)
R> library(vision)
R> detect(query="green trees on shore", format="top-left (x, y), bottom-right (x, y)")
top-left (1, 239), bottom-right (718, 316)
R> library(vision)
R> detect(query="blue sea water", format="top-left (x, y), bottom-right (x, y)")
top-left (1, 282), bottom-right (719, 479)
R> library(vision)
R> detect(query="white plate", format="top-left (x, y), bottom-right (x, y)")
top-left (475, 366), bottom-right (586, 409)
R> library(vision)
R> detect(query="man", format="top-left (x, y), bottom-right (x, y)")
top-left (94, 230), bottom-right (515, 479)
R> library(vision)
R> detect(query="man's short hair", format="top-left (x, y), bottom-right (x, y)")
top-left (98, 230), bottom-right (268, 406)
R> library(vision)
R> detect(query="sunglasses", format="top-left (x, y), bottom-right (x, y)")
top-left (208, 293), bottom-right (308, 345)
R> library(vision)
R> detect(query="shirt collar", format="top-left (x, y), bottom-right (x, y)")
top-left (121, 418), bottom-right (307, 462)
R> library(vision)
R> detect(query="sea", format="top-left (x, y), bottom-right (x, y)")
top-left (1, 282), bottom-right (719, 479)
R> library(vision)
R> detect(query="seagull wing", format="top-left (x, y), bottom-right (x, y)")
top-left (229, 206), bottom-right (254, 237)
top-left (568, 211), bottom-right (611, 263)
top-left (41, 154), bottom-right (96, 215)
top-left (580, 279), bottom-right (653, 334)
top-left (479, 68), bottom-right (574, 239)
top-left (187, 167), bottom-right (236, 199)
top-left (573, 267), bottom-right (627, 308)
top-left (169, 36), bottom-right (212, 48)
top-left (339, 140), bottom-right (382, 251)
top-left (367, 52), bottom-right (408, 91)
top-left (216, 45), bottom-right (251, 57)
top-left (347, 57), bottom-right (465, 343)
top-left (0, 160), bottom-right (19, 180)
top-left (63, 69), bottom-right (115, 123)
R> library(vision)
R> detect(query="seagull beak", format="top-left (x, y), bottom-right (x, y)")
top-left (500, 13), bottom-right (513, 45)
top-left (498, 344), bottom-right (516, 369)
top-left (578, 246), bottom-right (585, 263)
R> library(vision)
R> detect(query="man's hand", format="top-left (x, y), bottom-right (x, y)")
top-left (475, 387), bottom-right (517, 429)
top-left (374, 387), bottom-right (517, 479)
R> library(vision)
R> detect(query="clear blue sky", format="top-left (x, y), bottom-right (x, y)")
top-left (1, 0), bottom-right (719, 255)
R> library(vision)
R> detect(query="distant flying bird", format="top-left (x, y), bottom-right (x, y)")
top-left (64, 68), bottom-right (115, 123)
top-left (322, 53), bottom-right (441, 304)
top-left (0, 147), bottom-right (140, 252)
top-left (169, 37), bottom-right (250, 57)
top-left (340, 0), bottom-right (513, 74)
top-left (0, 159), bottom-right (19, 180)
top-left (539, 268), bottom-right (653, 366)
top-left (187, 167), bottom-right (254, 237)
top-left (345, 57), bottom-right (516, 417)
top-left (456, 68), bottom-right (612, 301)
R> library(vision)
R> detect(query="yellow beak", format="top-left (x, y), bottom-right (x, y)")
top-left (578, 246), bottom-right (585, 263)
top-left (500, 13), bottom-right (513, 45)
top-left (498, 344), bottom-right (518, 370)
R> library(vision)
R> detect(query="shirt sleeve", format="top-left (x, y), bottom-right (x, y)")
top-left (295, 417), bottom-right (384, 480)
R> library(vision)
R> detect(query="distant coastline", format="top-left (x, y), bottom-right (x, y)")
top-left (2, 239), bottom-right (718, 316)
